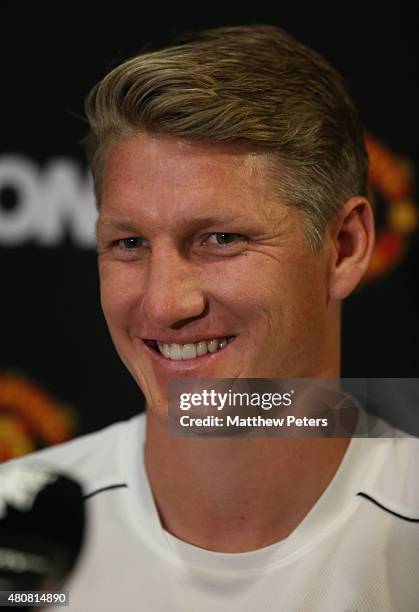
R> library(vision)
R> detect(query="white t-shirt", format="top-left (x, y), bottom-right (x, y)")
top-left (4, 414), bottom-right (419, 611)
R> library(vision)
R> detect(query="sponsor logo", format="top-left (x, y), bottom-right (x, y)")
top-left (0, 373), bottom-right (77, 461)
top-left (364, 134), bottom-right (418, 281)
top-left (0, 156), bottom-right (96, 247)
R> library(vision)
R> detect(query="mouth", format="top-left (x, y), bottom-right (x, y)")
top-left (144, 337), bottom-right (235, 361)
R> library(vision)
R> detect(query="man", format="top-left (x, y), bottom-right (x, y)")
top-left (4, 24), bottom-right (419, 610)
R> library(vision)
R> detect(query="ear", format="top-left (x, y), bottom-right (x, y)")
top-left (328, 197), bottom-right (375, 301)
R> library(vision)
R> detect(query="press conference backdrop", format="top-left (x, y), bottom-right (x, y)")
top-left (1, 4), bottom-right (418, 459)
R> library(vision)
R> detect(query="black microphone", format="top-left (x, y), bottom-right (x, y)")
top-left (0, 463), bottom-right (85, 608)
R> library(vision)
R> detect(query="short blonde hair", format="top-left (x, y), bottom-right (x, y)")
top-left (85, 24), bottom-right (368, 250)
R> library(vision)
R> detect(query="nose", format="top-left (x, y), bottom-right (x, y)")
top-left (141, 244), bottom-right (207, 329)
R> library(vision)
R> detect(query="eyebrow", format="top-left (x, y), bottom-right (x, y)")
top-left (95, 218), bottom-right (139, 240)
top-left (95, 214), bottom-right (249, 240)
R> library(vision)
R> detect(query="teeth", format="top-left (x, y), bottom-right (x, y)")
top-left (156, 338), bottom-right (231, 360)
top-left (182, 343), bottom-right (197, 360)
top-left (161, 344), bottom-right (171, 358)
top-left (196, 341), bottom-right (208, 357)
top-left (169, 344), bottom-right (182, 361)
top-left (207, 339), bottom-right (219, 353)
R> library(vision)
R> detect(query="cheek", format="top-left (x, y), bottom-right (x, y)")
top-left (247, 257), bottom-right (328, 339)
top-left (204, 261), bottom-right (268, 326)
top-left (205, 263), bottom-right (285, 337)
top-left (282, 263), bottom-right (329, 341)
top-left (99, 262), bottom-right (144, 327)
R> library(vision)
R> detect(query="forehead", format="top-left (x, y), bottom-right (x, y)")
top-left (99, 133), bottom-right (280, 228)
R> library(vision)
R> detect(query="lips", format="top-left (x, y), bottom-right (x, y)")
top-left (144, 337), bottom-right (235, 360)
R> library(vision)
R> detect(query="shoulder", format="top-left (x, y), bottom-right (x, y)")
top-left (359, 433), bottom-right (419, 521)
top-left (2, 413), bottom-right (146, 497)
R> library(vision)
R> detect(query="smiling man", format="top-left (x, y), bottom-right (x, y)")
top-left (5, 24), bottom-right (419, 611)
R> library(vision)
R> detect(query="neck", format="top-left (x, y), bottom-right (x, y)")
top-left (144, 411), bottom-right (350, 553)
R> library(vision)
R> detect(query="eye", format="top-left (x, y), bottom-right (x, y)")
top-left (108, 236), bottom-right (148, 260)
top-left (117, 237), bottom-right (143, 249)
top-left (112, 237), bottom-right (145, 250)
top-left (206, 233), bottom-right (246, 247)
